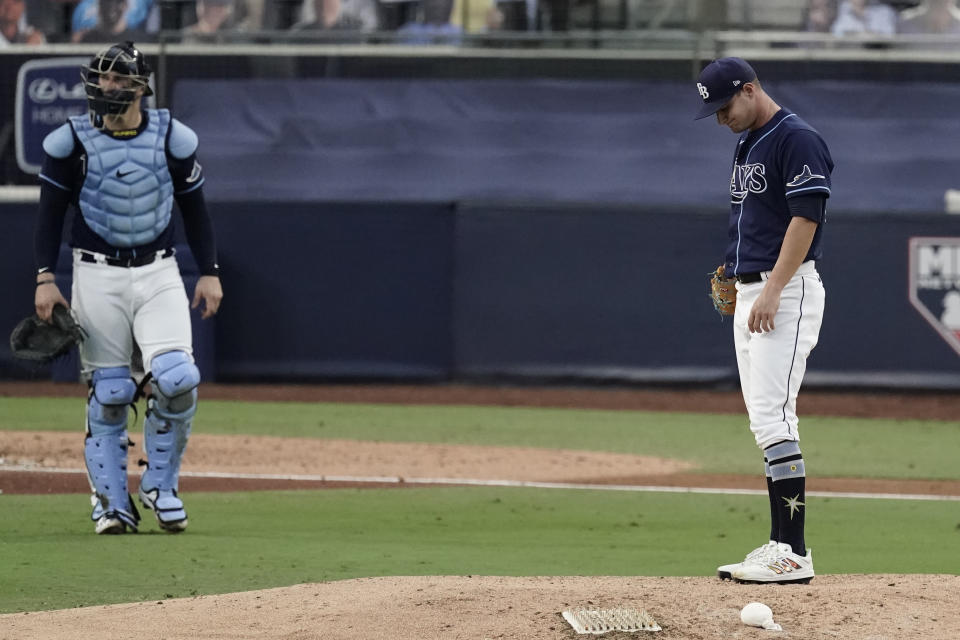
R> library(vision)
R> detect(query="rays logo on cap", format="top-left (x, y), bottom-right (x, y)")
top-left (909, 237), bottom-right (960, 356)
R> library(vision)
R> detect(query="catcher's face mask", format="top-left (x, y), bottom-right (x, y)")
top-left (82, 41), bottom-right (153, 128)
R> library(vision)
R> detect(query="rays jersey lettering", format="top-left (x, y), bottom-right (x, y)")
top-left (730, 162), bottom-right (768, 203)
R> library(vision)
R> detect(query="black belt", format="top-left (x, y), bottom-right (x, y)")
top-left (80, 248), bottom-right (175, 268)
top-left (736, 272), bottom-right (763, 284)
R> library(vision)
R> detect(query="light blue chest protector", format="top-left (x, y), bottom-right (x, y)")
top-left (70, 109), bottom-right (174, 248)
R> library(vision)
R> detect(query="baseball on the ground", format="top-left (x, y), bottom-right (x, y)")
top-left (740, 602), bottom-right (782, 630)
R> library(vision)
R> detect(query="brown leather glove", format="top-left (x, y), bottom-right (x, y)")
top-left (709, 264), bottom-right (737, 317)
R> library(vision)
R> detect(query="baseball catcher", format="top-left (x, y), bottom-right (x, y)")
top-left (10, 303), bottom-right (87, 362)
top-left (709, 264), bottom-right (737, 316)
top-left (31, 41), bottom-right (222, 535)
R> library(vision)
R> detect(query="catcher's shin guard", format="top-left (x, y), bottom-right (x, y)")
top-left (85, 367), bottom-right (139, 533)
top-left (139, 351), bottom-right (199, 532)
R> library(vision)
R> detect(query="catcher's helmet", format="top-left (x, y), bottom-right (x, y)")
top-left (82, 41), bottom-right (153, 127)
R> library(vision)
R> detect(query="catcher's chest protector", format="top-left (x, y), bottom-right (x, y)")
top-left (70, 109), bottom-right (174, 248)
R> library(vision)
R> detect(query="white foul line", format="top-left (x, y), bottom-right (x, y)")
top-left (2, 465), bottom-right (959, 502)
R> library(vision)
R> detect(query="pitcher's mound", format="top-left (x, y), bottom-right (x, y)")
top-left (3, 574), bottom-right (957, 639)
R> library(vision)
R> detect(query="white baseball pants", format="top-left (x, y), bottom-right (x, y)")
top-left (71, 249), bottom-right (194, 378)
top-left (733, 261), bottom-right (825, 450)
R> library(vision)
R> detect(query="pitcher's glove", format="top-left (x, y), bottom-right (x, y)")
top-left (709, 264), bottom-right (737, 316)
top-left (10, 304), bottom-right (87, 362)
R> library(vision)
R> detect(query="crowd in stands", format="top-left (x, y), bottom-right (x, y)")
top-left (2, 0), bottom-right (960, 46)
top-left (808, 0), bottom-right (960, 37)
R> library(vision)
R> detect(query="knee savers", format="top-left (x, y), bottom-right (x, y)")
top-left (87, 366), bottom-right (137, 437)
top-left (150, 350), bottom-right (200, 420)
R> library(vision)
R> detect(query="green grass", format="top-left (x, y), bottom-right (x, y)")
top-left (2, 396), bottom-right (958, 614)
top-left (2, 487), bottom-right (959, 613)
top-left (1, 397), bottom-right (959, 479)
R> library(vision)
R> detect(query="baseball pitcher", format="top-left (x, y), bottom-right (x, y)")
top-left (695, 57), bottom-right (833, 584)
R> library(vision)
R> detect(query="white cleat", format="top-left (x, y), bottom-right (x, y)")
top-left (717, 541), bottom-right (776, 580)
top-left (139, 486), bottom-right (189, 533)
top-left (91, 496), bottom-right (140, 535)
top-left (732, 542), bottom-right (814, 584)
top-left (95, 515), bottom-right (126, 535)
top-left (95, 513), bottom-right (136, 535)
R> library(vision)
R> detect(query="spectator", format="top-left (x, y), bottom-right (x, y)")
top-left (73, 0), bottom-right (153, 37)
top-left (832, 0), bottom-right (896, 35)
top-left (185, 0), bottom-right (238, 32)
top-left (294, 0), bottom-right (377, 30)
top-left (489, 0), bottom-right (535, 31)
top-left (397, 0), bottom-right (462, 42)
top-left (1, 0), bottom-right (45, 44)
top-left (376, 0), bottom-right (417, 30)
top-left (74, 0), bottom-right (151, 42)
top-left (540, 0), bottom-right (569, 31)
top-left (898, 0), bottom-right (960, 33)
top-left (238, 0), bottom-right (266, 29)
top-left (805, 0), bottom-right (838, 31)
top-left (173, 0), bottom-right (261, 32)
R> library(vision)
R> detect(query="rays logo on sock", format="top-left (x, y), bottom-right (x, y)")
top-left (783, 494), bottom-right (805, 520)
top-left (909, 237), bottom-right (960, 357)
top-left (730, 163), bottom-right (767, 203)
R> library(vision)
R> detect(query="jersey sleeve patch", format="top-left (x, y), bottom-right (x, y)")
top-left (786, 165), bottom-right (825, 188)
top-left (167, 118), bottom-right (199, 160)
top-left (782, 130), bottom-right (833, 198)
top-left (169, 152), bottom-right (205, 194)
top-left (42, 123), bottom-right (77, 159)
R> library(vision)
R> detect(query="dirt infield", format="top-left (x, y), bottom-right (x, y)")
top-left (3, 381), bottom-right (959, 497)
top-left (1, 381), bottom-right (958, 639)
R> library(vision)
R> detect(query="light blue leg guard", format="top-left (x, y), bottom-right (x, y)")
top-left (139, 350), bottom-right (200, 531)
top-left (85, 367), bottom-right (140, 533)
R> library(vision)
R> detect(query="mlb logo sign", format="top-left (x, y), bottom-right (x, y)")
top-left (909, 237), bottom-right (960, 357)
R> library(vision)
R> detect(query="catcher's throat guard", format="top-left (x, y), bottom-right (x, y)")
top-left (10, 304), bottom-right (87, 363)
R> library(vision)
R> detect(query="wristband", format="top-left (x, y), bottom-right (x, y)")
top-left (36, 280), bottom-right (55, 287)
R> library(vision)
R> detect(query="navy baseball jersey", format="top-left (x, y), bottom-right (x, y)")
top-left (725, 108), bottom-right (834, 275)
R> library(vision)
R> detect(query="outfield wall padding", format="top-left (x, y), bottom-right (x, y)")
top-left (2, 201), bottom-right (958, 388)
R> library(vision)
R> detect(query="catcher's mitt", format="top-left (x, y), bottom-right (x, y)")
top-left (10, 304), bottom-right (87, 363)
top-left (709, 264), bottom-right (737, 316)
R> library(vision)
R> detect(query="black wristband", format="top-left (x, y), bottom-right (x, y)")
top-left (36, 280), bottom-right (55, 287)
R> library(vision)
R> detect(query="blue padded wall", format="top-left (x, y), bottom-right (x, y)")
top-left (174, 78), bottom-right (960, 215)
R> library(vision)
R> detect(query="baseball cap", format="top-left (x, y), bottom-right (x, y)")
top-left (693, 57), bottom-right (757, 120)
